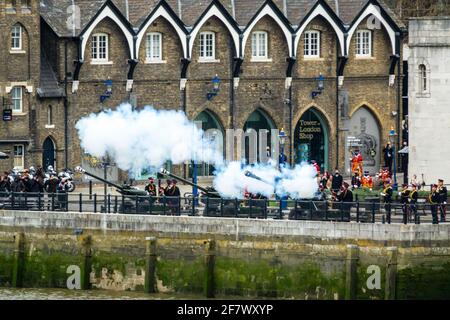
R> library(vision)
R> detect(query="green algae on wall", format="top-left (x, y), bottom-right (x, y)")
top-left (397, 263), bottom-right (450, 300)
top-left (215, 257), bottom-right (346, 299)
top-left (0, 253), bottom-right (14, 287)
top-left (156, 258), bottom-right (205, 294)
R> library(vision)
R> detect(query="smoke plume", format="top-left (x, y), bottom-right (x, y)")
top-left (76, 103), bottom-right (223, 176)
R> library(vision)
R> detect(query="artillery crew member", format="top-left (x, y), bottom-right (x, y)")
top-left (428, 184), bottom-right (440, 225)
top-left (145, 177), bottom-right (157, 197)
top-left (437, 179), bottom-right (447, 222)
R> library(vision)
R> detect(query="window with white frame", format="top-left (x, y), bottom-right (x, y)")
top-left (199, 32), bottom-right (215, 60)
top-left (418, 64), bottom-right (430, 96)
top-left (13, 145), bottom-right (24, 170)
top-left (11, 24), bottom-right (22, 50)
top-left (11, 87), bottom-right (23, 113)
top-left (356, 30), bottom-right (372, 57)
top-left (304, 31), bottom-right (320, 58)
top-left (91, 33), bottom-right (109, 62)
top-left (146, 32), bottom-right (162, 61)
top-left (251, 31), bottom-right (268, 59)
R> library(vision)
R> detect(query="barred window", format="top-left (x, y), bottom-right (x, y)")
top-left (146, 33), bottom-right (162, 61)
top-left (251, 31), bottom-right (268, 59)
top-left (11, 24), bottom-right (22, 50)
top-left (304, 31), bottom-right (320, 57)
top-left (356, 30), bottom-right (372, 57)
top-left (199, 32), bottom-right (215, 59)
top-left (91, 33), bottom-right (108, 61)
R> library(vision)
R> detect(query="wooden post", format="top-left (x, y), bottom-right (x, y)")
top-left (80, 235), bottom-right (93, 290)
top-left (12, 232), bottom-right (25, 288)
top-left (144, 237), bottom-right (157, 293)
top-left (385, 247), bottom-right (398, 300)
top-left (345, 244), bottom-right (359, 300)
top-left (204, 239), bottom-right (216, 299)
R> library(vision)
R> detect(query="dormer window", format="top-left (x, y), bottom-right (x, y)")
top-left (199, 32), bottom-right (216, 62)
top-left (91, 33), bottom-right (110, 64)
top-left (304, 31), bottom-right (320, 58)
top-left (356, 30), bottom-right (372, 57)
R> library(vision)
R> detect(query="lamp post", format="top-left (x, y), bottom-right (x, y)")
top-left (389, 128), bottom-right (398, 191)
top-left (312, 73), bottom-right (325, 99)
top-left (279, 128), bottom-right (288, 167)
top-left (206, 74), bottom-right (220, 100)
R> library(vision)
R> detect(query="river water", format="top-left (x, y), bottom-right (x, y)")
top-left (0, 288), bottom-right (205, 300)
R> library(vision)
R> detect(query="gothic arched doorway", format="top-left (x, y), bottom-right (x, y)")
top-left (294, 108), bottom-right (329, 172)
top-left (42, 137), bottom-right (56, 170)
top-left (346, 106), bottom-right (381, 175)
top-left (243, 109), bottom-right (276, 164)
top-left (189, 110), bottom-right (224, 177)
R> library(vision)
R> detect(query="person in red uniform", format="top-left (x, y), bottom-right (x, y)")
top-left (311, 160), bottom-right (321, 177)
top-left (361, 171), bottom-right (374, 190)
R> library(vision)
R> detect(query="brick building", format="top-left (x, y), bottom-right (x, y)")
top-left (0, 0), bottom-right (406, 181)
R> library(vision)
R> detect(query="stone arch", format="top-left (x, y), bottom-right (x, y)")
top-left (242, 3), bottom-right (293, 57)
top-left (80, 4), bottom-right (134, 60)
top-left (346, 2), bottom-right (399, 56)
top-left (293, 106), bottom-right (331, 171)
top-left (346, 104), bottom-right (383, 175)
top-left (188, 2), bottom-right (240, 58)
top-left (42, 136), bottom-right (57, 170)
top-left (294, 104), bottom-right (334, 135)
top-left (294, 1), bottom-right (345, 56)
top-left (136, 4), bottom-right (188, 58)
top-left (349, 102), bottom-right (383, 130)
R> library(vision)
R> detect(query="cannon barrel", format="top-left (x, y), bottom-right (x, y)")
top-left (74, 166), bottom-right (129, 192)
top-left (160, 169), bottom-right (219, 198)
top-left (244, 170), bottom-right (274, 187)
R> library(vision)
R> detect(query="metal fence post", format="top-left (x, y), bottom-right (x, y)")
top-left (89, 180), bottom-right (93, 200)
top-left (79, 193), bottom-right (83, 213)
top-left (371, 202), bottom-right (376, 223)
top-left (114, 196), bottom-right (118, 214)
top-left (38, 193), bottom-right (42, 211)
top-left (51, 193), bottom-right (55, 211)
top-left (93, 194), bottom-right (97, 213)
top-left (235, 199), bottom-right (238, 218)
top-left (220, 199), bottom-right (224, 217)
top-left (191, 196), bottom-right (196, 216)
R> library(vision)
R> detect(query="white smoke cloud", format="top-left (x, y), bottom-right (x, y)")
top-left (213, 162), bottom-right (318, 199)
top-left (76, 103), bottom-right (223, 176)
top-left (276, 164), bottom-right (319, 199)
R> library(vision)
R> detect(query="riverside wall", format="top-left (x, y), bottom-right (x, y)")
top-left (0, 210), bottom-right (449, 299)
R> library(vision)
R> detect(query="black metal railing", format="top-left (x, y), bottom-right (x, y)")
top-left (0, 192), bottom-right (447, 225)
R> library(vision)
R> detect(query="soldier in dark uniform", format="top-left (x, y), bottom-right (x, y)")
top-left (400, 184), bottom-right (410, 224)
top-left (381, 180), bottom-right (393, 220)
top-left (165, 180), bottom-right (181, 215)
top-left (428, 184), bottom-right (440, 225)
top-left (337, 182), bottom-right (353, 219)
top-left (409, 184), bottom-right (419, 224)
top-left (145, 177), bottom-right (157, 197)
top-left (437, 179), bottom-right (447, 223)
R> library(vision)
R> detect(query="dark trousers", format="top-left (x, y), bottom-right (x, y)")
top-left (440, 205), bottom-right (446, 222)
top-left (385, 158), bottom-right (393, 173)
top-left (431, 205), bottom-right (439, 225)
top-left (402, 204), bottom-right (408, 224)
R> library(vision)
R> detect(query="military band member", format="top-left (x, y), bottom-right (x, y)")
top-left (400, 184), bottom-right (410, 224)
top-left (145, 177), bottom-right (157, 197)
top-left (428, 184), bottom-right (440, 225)
top-left (381, 180), bottom-right (393, 214)
top-left (409, 184), bottom-right (419, 223)
top-left (437, 179), bottom-right (447, 222)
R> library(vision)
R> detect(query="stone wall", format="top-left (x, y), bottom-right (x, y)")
top-left (0, 210), bottom-right (449, 299)
top-left (408, 18), bottom-right (450, 183)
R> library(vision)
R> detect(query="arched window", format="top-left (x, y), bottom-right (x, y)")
top-left (47, 105), bottom-right (53, 125)
top-left (11, 24), bottom-right (22, 50)
top-left (419, 64), bottom-right (427, 93)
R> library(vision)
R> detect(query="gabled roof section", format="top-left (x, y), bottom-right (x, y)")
top-left (188, 0), bottom-right (241, 58)
top-left (242, 0), bottom-right (294, 57)
top-left (136, 0), bottom-right (188, 58)
top-left (79, 0), bottom-right (135, 60)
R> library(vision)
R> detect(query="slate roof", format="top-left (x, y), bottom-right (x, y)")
top-left (37, 51), bottom-right (65, 98)
top-left (39, 0), bottom-right (405, 37)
